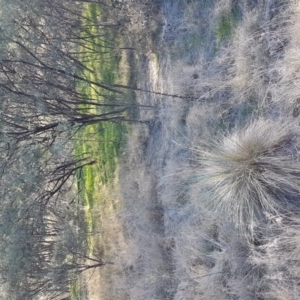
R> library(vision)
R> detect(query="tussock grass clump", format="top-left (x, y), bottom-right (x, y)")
top-left (197, 119), bottom-right (300, 237)
top-left (247, 219), bottom-right (300, 299)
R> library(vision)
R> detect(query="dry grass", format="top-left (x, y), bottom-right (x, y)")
top-left (195, 119), bottom-right (300, 239)
top-left (118, 123), bottom-right (176, 300)
top-left (88, 0), bottom-right (300, 299)
top-left (82, 179), bottom-right (129, 300)
top-left (165, 1), bottom-right (300, 299)
top-left (163, 0), bottom-right (300, 299)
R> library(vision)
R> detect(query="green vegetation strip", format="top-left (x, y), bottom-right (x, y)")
top-left (75, 2), bottom-right (127, 211)
top-left (215, 3), bottom-right (242, 43)
top-left (72, 4), bottom-right (129, 297)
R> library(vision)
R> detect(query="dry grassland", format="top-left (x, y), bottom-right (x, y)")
top-left (86, 0), bottom-right (300, 299)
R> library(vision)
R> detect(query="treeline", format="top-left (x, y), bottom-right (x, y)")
top-left (0, 0), bottom-right (130, 142)
top-left (0, 0), bottom-right (131, 298)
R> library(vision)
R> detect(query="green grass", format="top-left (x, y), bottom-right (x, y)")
top-left (70, 280), bottom-right (80, 300)
top-left (215, 2), bottom-right (242, 43)
top-left (216, 14), bottom-right (234, 41)
top-left (74, 3), bottom-right (128, 211)
top-left (71, 4), bottom-right (130, 297)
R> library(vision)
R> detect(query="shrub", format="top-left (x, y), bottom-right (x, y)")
top-left (196, 119), bottom-right (300, 239)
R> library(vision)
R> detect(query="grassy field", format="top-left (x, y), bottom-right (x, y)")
top-left (69, 1), bottom-right (300, 299)
top-left (74, 2), bottom-right (129, 223)
top-left (72, 3), bottom-right (131, 298)
top-left (116, 1), bottom-right (300, 300)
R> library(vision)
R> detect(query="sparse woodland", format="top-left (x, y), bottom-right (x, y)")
top-left (0, 0), bottom-right (132, 298)
top-left (2, 0), bottom-right (300, 299)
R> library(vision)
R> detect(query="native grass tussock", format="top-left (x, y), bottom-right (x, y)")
top-left (119, 123), bottom-right (176, 299)
top-left (115, 1), bottom-right (300, 300)
top-left (196, 119), bottom-right (300, 237)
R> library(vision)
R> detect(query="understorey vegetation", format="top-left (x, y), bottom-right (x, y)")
top-left (116, 1), bottom-right (300, 299)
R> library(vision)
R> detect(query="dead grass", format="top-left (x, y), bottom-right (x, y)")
top-left (118, 124), bottom-right (176, 299)
top-left (162, 1), bottom-right (300, 299)
top-left (195, 119), bottom-right (300, 240)
top-left (86, 0), bottom-right (300, 299)
top-left (81, 179), bottom-right (129, 300)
